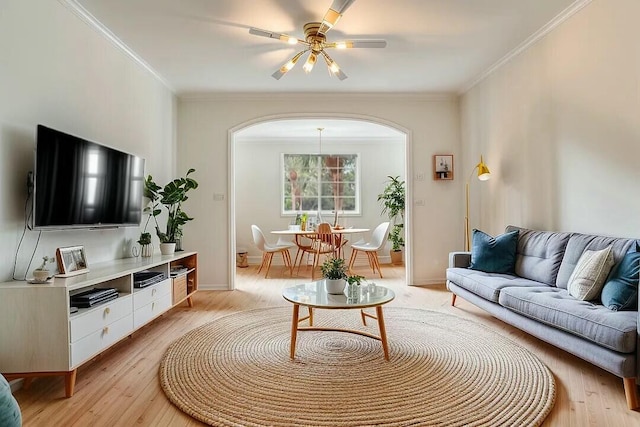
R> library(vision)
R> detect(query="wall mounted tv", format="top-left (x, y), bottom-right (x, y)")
top-left (32, 125), bottom-right (145, 230)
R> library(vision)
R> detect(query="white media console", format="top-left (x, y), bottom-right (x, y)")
top-left (0, 251), bottom-right (198, 397)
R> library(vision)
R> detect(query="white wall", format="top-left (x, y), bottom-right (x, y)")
top-left (178, 94), bottom-right (460, 287)
top-left (0, 0), bottom-right (176, 282)
top-left (235, 136), bottom-right (405, 263)
top-left (460, 0), bottom-right (640, 239)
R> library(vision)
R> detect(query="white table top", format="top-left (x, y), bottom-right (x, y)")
top-left (271, 228), bottom-right (369, 235)
top-left (282, 280), bottom-right (395, 309)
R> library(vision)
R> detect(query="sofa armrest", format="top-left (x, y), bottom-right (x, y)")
top-left (449, 252), bottom-right (471, 268)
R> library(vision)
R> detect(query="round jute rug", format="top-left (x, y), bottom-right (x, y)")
top-left (159, 307), bottom-right (555, 426)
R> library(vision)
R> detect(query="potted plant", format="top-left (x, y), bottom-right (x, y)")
top-left (320, 257), bottom-right (347, 294)
top-left (377, 175), bottom-right (405, 265)
top-left (32, 255), bottom-right (55, 282)
top-left (143, 168), bottom-right (199, 255)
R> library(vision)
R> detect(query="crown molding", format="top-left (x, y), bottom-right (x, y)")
top-left (59, 0), bottom-right (174, 93)
top-left (178, 92), bottom-right (457, 102)
top-left (460, 0), bottom-right (593, 94)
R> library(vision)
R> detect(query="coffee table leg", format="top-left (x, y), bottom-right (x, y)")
top-left (290, 304), bottom-right (300, 359)
top-left (376, 306), bottom-right (390, 361)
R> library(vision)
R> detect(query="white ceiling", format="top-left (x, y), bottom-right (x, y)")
top-left (72, 0), bottom-right (579, 96)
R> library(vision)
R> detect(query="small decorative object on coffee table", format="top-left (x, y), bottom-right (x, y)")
top-left (282, 280), bottom-right (395, 360)
top-left (346, 274), bottom-right (365, 299)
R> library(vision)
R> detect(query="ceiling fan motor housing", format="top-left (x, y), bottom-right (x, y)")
top-left (303, 22), bottom-right (326, 52)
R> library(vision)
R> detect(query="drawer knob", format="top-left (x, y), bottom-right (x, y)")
top-left (152, 289), bottom-right (157, 296)
top-left (103, 326), bottom-right (109, 334)
top-left (104, 307), bottom-right (111, 315)
top-left (152, 302), bottom-right (156, 310)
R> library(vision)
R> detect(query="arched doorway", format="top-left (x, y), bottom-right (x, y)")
top-left (228, 114), bottom-right (412, 289)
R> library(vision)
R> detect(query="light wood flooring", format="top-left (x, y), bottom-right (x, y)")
top-left (12, 262), bottom-right (640, 426)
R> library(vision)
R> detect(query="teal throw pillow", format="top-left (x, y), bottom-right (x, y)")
top-left (601, 247), bottom-right (640, 311)
top-left (469, 229), bottom-right (518, 274)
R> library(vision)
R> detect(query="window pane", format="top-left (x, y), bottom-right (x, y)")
top-left (283, 153), bottom-right (359, 214)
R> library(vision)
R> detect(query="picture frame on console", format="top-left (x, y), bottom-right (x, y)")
top-left (56, 245), bottom-right (90, 277)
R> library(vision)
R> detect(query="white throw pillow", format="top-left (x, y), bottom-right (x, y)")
top-left (567, 246), bottom-right (615, 301)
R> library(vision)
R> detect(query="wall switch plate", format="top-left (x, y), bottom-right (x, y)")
top-left (415, 199), bottom-right (425, 206)
top-left (213, 193), bottom-right (225, 201)
top-left (416, 172), bottom-right (425, 181)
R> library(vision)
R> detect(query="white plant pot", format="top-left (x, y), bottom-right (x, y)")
top-left (32, 269), bottom-right (50, 282)
top-left (141, 244), bottom-right (153, 257)
top-left (325, 278), bottom-right (346, 295)
top-left (160, 243), bottom-right (176, 256)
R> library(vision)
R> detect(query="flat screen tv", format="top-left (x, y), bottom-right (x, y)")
top-left (33, 125), bottom-right (145, 230)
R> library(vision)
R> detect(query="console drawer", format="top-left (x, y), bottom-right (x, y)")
top-left (69, 295), bottom-right (132, 343)
top-left (133, 279), bottom-right (171, 311)
top-left (70, 314), bottom-right (133, 367)
top-left (133, 292), bottom-right (172, 329)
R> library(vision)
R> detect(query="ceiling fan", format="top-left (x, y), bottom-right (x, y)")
top-left (248, 0), bottom-right (387, 80)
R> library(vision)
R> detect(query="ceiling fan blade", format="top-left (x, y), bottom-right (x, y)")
top-left (317, 0), bottom-right (357, 35)
top-left (326, 39), bottom-right (387, 49)
top-left (249, 27), bottom-right (308, 46)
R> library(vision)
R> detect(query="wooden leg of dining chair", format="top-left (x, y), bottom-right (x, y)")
top-left (283, 250), bottom-right (293, 276)
top-left (348, 248), bottom-right (358, 273)
top-left (257, 253), bottom-right (267, 274)
top-left (366, 252), bottom-right (376, 274)
top-left (264, 253), bottom-right (274, 278)
top-left (372, 252), bottom-right (383, 278)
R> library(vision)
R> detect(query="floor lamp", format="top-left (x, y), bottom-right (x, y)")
top-left (464, 155), bottom-right (491, 251)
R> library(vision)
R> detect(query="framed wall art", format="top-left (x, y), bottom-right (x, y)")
top-left (433, 154), bottom-right (454, 180)
top-left (56, 245), bottom-right (90, 277)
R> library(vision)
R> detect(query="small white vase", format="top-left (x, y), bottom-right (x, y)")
top-left (141, 244), bottom-right (153, 257)
top-left (325, 278), bottom-right (346, 294)
top-left (160, 243), bottom-right (176, 256)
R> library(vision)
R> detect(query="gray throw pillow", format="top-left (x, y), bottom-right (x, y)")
top-left (567, 246), bottom-right (614, 301)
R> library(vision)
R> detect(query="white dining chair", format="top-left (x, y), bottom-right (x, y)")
top-left (347, 222), bottom-right (390, 278)
top-left (251, 225), bottom-right (294, 278)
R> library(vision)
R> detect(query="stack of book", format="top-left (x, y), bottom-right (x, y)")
top-left (70, 287), bottom-right (118, 308)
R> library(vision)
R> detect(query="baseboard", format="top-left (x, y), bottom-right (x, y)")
top-left (410, 279), bottom-right (446, 286)
top-left (198, 284), bottom-right (230, 291)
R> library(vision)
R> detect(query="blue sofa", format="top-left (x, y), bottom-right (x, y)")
top-left (446, 225), bottom-right (639, 409)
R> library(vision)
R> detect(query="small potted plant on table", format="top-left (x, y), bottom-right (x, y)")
top-left (320, 257), bottom-right (348, 294)
top-left (32, 255), bottom-right (55, 283)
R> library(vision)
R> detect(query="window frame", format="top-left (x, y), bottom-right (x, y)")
top-left (280, 152), bottom-right (361, 217)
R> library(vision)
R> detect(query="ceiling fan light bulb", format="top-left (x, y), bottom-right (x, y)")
top-left (335, 41), bottom-right (347, 49)
top-left (303, 53), bottom-right (317, 73)
top-left (287, 37), bottom-right (298, 45)
top-left (282, 60), bottom-right (295, 72)
top-left (329, 62), bottom-right (340, 74)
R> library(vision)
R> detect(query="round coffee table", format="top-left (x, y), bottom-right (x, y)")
top-left (282, 280), bottom-right (395, 360)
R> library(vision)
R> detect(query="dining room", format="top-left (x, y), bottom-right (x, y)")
top-left (233, 117), bottom-right (407, 285)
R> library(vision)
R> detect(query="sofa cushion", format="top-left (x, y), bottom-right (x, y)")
top-left (505, 226), bottom-right (571, 286)
top-left (601, 247), bottom-right (640, 311)
top-left (567, 246), bottom-right (614, 301)
top-left (499, 286), bottom-right (637, 353)
top-left (556, 233), bottom-right (638, 289)
top-left (469, 229), bottom-right (518, 274)
top-left (447, 267), bottom-right (543, 303)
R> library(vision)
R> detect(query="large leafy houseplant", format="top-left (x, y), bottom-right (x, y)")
top-left (143, 168), bottom-right (199, 244)
top-left (377, 176), bottom-right (406, 262)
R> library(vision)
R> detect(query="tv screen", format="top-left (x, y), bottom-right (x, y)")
top-left (33, 125), bottom-right (145, 229)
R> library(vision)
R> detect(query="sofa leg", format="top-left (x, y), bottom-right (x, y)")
top-left (451, 294), bottom-right (457, 306)
top-left (623, 377), bottom-right (639, 410)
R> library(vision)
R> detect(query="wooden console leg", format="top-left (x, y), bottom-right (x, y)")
top-left (65, 370), bottom-right (77, 398)
top-left (187, 296), bottom-right (194, 307)
top-left (623, 377), bottom-right (639, 410)
top-left (451, 294), bottom-right (457, 306)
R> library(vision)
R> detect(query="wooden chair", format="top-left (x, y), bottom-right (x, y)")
top-left (251, 225), bottom-right (293, 278)
top-left (348, 222), bottom-right (390, 278)
top-left (310, 222), bottom-right (338, 279)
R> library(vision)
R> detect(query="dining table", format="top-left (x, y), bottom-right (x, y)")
top-left (271, 227), bottom-right (370, 261)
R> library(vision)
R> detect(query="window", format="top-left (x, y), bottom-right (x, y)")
top-left (282, 154), bottom-right (359, 215)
